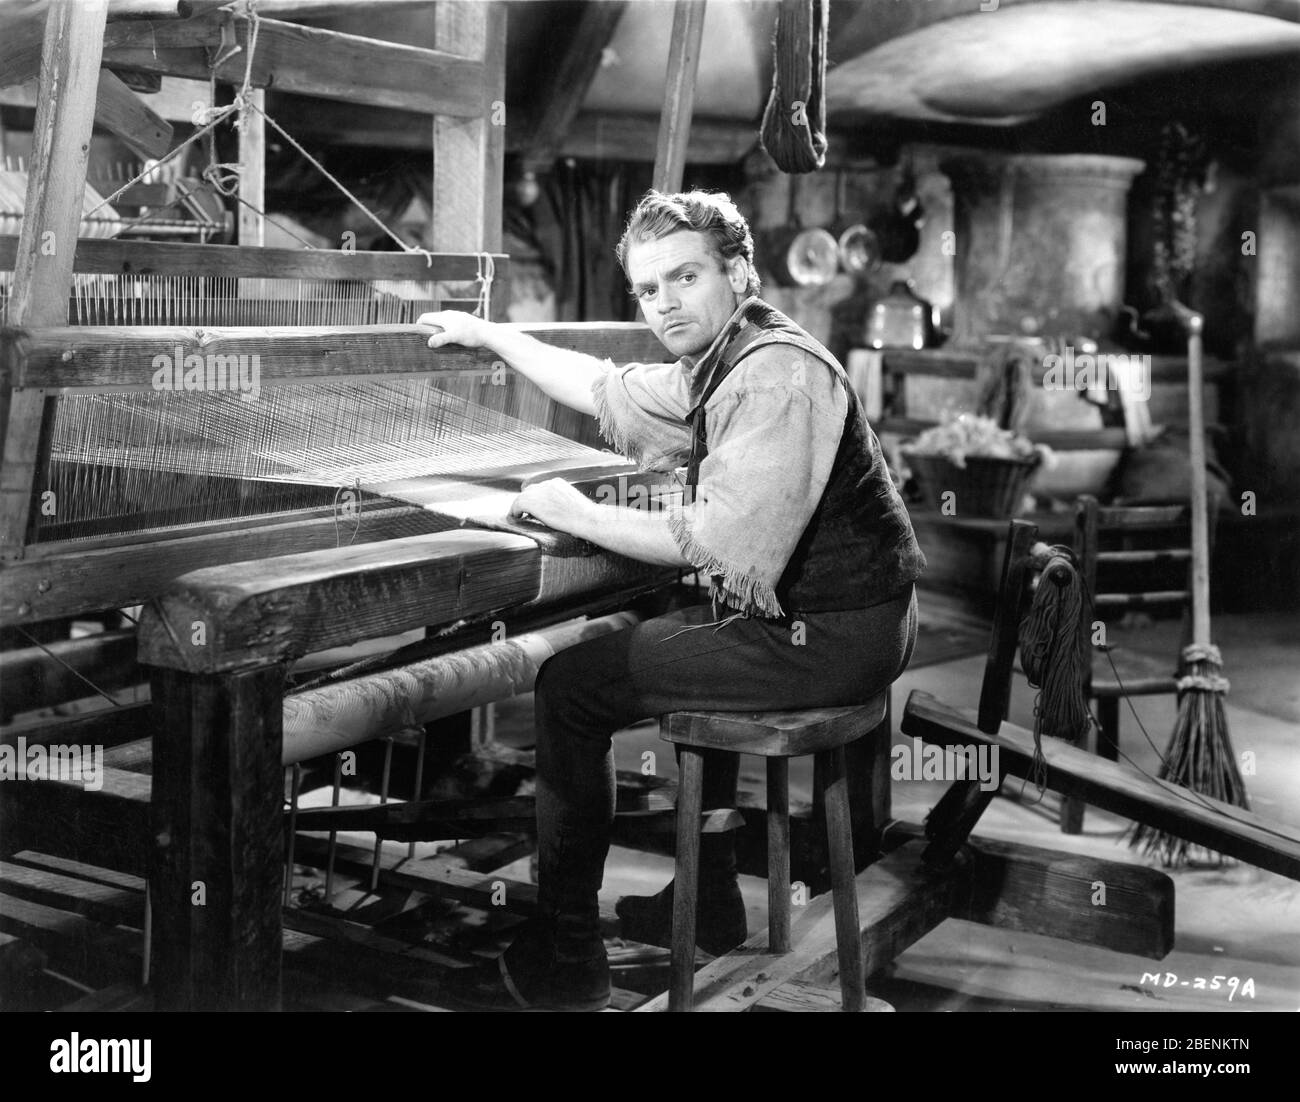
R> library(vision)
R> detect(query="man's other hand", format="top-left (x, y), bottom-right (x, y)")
top-left (509, 478), bottom-right (594, 536)
top-left (418, 310), bottom-right (492, 349)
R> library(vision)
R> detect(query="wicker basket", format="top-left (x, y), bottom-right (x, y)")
top-left (904, 452), bottom-right (1040, 519)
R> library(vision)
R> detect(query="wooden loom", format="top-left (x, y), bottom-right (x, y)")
top-left (0, 0), bottom-right (704, 1010)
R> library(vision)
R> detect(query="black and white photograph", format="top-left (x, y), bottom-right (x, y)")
top-left (0, 0), bottom-right (1296, 1070)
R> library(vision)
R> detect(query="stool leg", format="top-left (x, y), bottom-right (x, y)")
top-left (669, 747), bottom-right (705, 1012)
top-left (820, 746), bottom-right (865, 1012)
top-left (766, 757), bottom-right (791, 954)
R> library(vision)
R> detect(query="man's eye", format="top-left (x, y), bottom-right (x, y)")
top-left (678, 273), bottom-right (695, 285)
top-left (637, 288), bottom-right (656, 301)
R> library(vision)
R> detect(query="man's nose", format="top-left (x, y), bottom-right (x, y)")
top-left (656, 283), bottom-right (680, 313)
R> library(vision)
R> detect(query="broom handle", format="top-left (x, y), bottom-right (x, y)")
top-left (1172, 300), bottom-right (1212, 648)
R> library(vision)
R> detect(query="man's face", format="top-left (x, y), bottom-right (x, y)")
top-left (625, 230), bottom-right (749, 359)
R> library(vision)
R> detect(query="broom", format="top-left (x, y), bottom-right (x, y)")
top-left (1129, 300), bottom-right (1249, 866)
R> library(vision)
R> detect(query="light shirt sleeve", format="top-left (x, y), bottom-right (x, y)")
top-left (592, 359), bottom-right (693, 472)
top-left (666, 345), bottom-right (847, 618)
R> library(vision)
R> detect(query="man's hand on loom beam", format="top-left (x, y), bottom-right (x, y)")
top-left (417, 311), bottom-right (605, 416)
top-left (511, 479), bottom-right (694, 569)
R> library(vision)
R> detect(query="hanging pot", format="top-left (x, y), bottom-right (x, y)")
top-left (836, 222), bottom-right (879, 275)
top-left (763, 174), bottom-right (839, 287)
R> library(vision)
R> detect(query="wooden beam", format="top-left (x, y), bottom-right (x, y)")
top-left (653, 0), bottom-right (707, 193)
top-left (553, 111), bottom-right (758, 166)
top-left (93, 67), bottom-right (173, 159)
top-left (902, 691), bottom-right (1300, 881)
top-left (960, 835), bottom-right (1174, 960)
top-left (0, 504), bottom-right (445, 627)
top-left (521, 1), bottom-right (628, 170)
top-left (137, 530), bottom-right (540, 673)
top-left (635, 841), bottom-right (965, 1011)
top-left (237, 88), bottom-right (265, 247)
top-left (99, 9), bottom-right (485, 116)
top-left (0, 764), bottom-right (150, 876)
top-left (1, 0), bottom-right (107, 561)
top-left (432, 1), bottom-right (505, 256)
top-left (0, 236), bottom-right (509, 284)
top-left (0, 629), bottom-right (139, 718)
top-left (149, 663), bottom-right (283, 1010)
top-left (6, 320), bottom-right (664, 389)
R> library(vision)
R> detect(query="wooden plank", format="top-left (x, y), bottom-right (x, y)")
top-left (6, 321), bottom-right (665, 389)
top-left (0, 859), bottom-right (143, 926)
top-left (652, 0), bottom-right (707, 194)
top-left (93, 67), bottom-right (172, 159)
top-left (0, 892), bottom-right (140, 986)
top-left (1, 701), bottom-right (152, 751)
top-left (1, 504), bottom-right (448, 627)
top-left (0, 629), bottom-right (138, 717)
top-left (0, 766), bottom-right (151, 876)
top-left (513, 111), bottom-right (759, 165)
top-left (636, 841), bottom-right (967, 1012)
top-left (752, 981), bottom-right (894, 1013)
top-left (99, 10), bottom-right (485, 116)
top-left (149, 663), bottom-right (284, 1010)
top-left (137, 530), bottom-right (540, 673)
top-left (519, 2), bottom-right (628, 169)
top-left (0, 236), bottom-right (510, 283)
top-left (959, 836), bottom-right (1174, 960)
top-left (1, 0), bottom-right (107, 559)
top-left (902, 691), bottom-right (1300, 881)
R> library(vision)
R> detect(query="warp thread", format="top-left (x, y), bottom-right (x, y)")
top-left (760, 0), bottom-right (829, 174)
top-left (1018, 544), bottom-right (1092, 792)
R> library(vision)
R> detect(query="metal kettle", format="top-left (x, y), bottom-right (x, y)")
top-left (864, 280), bottom-right (935, 351)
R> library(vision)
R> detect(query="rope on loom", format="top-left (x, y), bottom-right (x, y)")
top-left (1017, 542), bottom-right (1092, 794)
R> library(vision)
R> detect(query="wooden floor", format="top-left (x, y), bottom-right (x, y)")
top-left (3, 599), bottom-right (1297, 1012)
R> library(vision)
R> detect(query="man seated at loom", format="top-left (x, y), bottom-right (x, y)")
top-left (418, 190), bottom-right (926, 1011)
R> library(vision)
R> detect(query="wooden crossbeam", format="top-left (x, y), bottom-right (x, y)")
top-left (519, 2), bottom-right (629, 170)
top-left (0, 237), bottom-right (510, 284)
top-left (137, 530), bottom-right (540, 673)
top-left (903, 690), bottom-right (1300, 881)
top-left (4, 321), bottom-right (666, 389)
top-left (0, 502), bottom-right (444, 627)
top-left (98, 9), bottom-right (487, 116)
top-left (636, 841), bottom-right (964, 1012)
top-left (93, 68), bottom-right (173, 159)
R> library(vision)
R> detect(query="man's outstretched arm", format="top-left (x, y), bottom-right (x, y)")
top-left (417, 311), bottom-right (605, 415)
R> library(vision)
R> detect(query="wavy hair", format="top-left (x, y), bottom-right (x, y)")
top-left (616, 190), bottom-right (760, 297)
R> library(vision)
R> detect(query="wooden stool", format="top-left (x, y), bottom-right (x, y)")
top-left (660, 691), bottom-right (889, 1012)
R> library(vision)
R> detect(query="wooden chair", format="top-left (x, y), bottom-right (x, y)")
top-left (903, 518), bottom-right (1300, 882)
top-left (1060, 495), bottom-right (1194, 833)
top-left (660, 693), bottom-right (890, 1012)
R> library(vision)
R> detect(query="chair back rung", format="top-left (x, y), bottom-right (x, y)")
top-left (1094, 590), bottom-right (1191, 609)
top-left (1096, 549), bottom-right (1191, 566)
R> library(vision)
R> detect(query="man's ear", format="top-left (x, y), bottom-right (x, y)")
top-left (726, 255), bottom-right (749, 293)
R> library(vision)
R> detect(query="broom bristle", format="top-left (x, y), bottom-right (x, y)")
top-left (1130, 648), bottom-right (1248, 867)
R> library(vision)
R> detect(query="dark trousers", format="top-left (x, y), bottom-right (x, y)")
top-left (531, 584), bottom-right (918, 951)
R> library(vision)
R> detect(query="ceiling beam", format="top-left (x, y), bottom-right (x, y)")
top-left (519, 1), bottom-right (629, 172)
top-left (98, 9), bottom-right (485, 116)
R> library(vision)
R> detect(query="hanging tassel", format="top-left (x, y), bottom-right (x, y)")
top-left (1018, 544), bottom-right (1092, 791)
